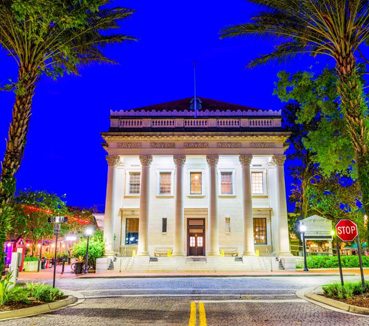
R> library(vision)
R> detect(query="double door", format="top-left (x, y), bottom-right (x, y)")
top-left (187, 218), bottom-right (205, 256)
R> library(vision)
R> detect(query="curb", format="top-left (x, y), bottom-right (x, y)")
top-left (78, 273), bottom-right (348, 279)
top-left (0, 295), bottom-right (77, 321)
top-left (297, 287), bottom-right (369, 316)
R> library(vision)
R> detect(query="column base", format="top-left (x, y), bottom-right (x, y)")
top-left (243, 251), bottom-right (255, 256)
top-left (172, 252), bottom-right (185, 256)
top-left (278, 252), bottom-right (293, 257)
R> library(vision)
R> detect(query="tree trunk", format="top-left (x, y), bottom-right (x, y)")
top-left (336, 58), bottom-right (369, 237)
top-left (0, 66), bottom-right (38, 273)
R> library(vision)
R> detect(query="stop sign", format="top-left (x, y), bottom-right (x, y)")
top-left (335, 219), bottom-right (358, 242)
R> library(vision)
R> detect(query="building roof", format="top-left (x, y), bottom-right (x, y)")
top-left (106, 97), bottom-right (285, 134)
top-left (110, 97), bottom-right (280, 118)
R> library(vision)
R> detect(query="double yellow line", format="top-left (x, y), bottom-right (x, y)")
top-left (188, 301), bottom-right (207, 326)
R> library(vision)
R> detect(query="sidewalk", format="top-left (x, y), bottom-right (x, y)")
top-left (17, 266), bottom-right (367, 281)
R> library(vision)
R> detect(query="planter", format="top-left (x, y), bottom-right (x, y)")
top-left (74, 262), bottom-right (84, 274)
top-left (23, 261), bottom-right (39, 272)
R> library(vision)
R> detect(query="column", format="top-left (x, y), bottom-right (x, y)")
top-left (173, 155), bottom-right (186, 256)
top-left (239, 154), bottom-right (255, 256)
top-left (137, 155), bottom-right (152, 256)
top-left (104, 155), bottom-right (120, 255)
top-left (273, 154), bottom-right (291, 256)
top-left (207, 154), bottom-right (219, 255)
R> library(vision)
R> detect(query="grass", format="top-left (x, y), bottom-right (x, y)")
top-left (322, 281), bottom-right (369, 299)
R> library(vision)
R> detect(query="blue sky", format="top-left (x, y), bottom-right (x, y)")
top-left (0, 1), bottom-right (333, 211)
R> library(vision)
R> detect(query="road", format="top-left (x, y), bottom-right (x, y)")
top-left (2, 276), bottom-right (369, 325)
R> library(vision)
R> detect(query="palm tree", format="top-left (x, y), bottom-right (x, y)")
top-left (0, 0), bottom-right (134, 272)
top-left (221, 0), bottom-right (369, 217)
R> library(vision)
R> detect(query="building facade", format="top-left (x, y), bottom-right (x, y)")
top-left (102, 97), bottom-right (291, 261)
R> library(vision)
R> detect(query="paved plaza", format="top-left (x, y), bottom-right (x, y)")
top-left (2, 275), bottom-right (369, 325)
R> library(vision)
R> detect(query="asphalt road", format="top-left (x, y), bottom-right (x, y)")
top-left (2, 276), bottom-right (369, 325)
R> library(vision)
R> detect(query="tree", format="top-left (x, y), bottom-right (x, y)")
top-left (221, 0), bottom-right (369, 216)
top-left (0, 0), bottom-right (134, 272)
top-left (11, 190), bottom-right (96, 254)
top-left (278, 69), bottom-right (366, 240)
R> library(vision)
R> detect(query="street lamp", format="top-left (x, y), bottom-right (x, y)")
top-left (299, 223), bottom-right (309, 272)
top-left (84, 226), bottom-right (95, 274)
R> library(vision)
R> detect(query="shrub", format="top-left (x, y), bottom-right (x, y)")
top-left (303, 255), bottom-right (369, 269)
top-left (6, 286), bottom-right (30, 304)
top-left (26, 283), bottom-right (64, 303)
top-left (24, 256), bottom-right (39, 262)
top-left (71, 230), bottom-right (104, 268)
top-left (0, 273), bottom-right (13, 306)
top-left (322, 281), bottom-right (369, 299)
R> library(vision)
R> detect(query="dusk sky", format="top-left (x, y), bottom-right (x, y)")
top-left (0, 0), bottom-right (333, 212)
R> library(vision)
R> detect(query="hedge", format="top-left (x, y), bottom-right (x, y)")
top-left (297, 255), bottom-right (369, 269)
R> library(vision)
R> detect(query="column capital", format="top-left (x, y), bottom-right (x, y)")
top-left (239, 154), bottom-right (253, 166)
top-left (139, 154), bottom-right (153, 167)
top-left (272, 154), bottom-right (286, 167)
top-left (206, 154), bottom-right (219, 167)
top-left (106, 155), bottom-right (120, 167)
top-left (173, 154), bottom-right (186, 167)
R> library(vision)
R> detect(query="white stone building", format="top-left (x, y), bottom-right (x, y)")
top-left (101, 97), bottom-right (293, 271)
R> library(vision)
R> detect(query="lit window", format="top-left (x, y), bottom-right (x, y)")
top-left (159, 172), bottom-right (172, 194)
top-left (220, 172), bottom-right (233, 195)
top-left (252, 172), bottom-right (264, 194)
top-left (190, 172), bottom-right (202, 194)
top-left (254, 218), bottom-right (267, 244)
top-left (225, 217), bottom-right (231, 233)
top-left (190, 236), bottom-right (196, 247)
top-left (129, 172), bottom-right (141, 194)
top-left (125, 218), bottom-right (139, 245)
top-left (197, 236), bottom-right (203, 247)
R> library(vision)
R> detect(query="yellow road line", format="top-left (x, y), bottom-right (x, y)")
top-left (198, 301), bottom-right (207, 326)
top-left (188, 301), bottom-right (196, 326)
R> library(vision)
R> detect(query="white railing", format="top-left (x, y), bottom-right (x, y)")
top-left (116, 118), bottom-right (279, 128)
top-left (249, 119), bottom-right (274, 127)
top-left (151, 119), bottom-right (176, 127)
top-left (217, 119), bottom-right (240, 127)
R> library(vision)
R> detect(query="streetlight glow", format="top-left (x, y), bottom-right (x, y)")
top-left (85, 226), bottom-right (94, 236)
top-left (299, 224), bottom-right (307, 233)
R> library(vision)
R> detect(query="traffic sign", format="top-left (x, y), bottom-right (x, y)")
top-left (335, 219), bottom-right (358, 242)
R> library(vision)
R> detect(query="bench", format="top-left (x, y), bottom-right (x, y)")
top-left (154, 247), bottom-right (173, 257)
top-left (220, 247), bottom-right (239, 257)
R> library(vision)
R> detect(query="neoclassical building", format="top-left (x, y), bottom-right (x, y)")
top-left (101, 97), bottom-right (292, 269)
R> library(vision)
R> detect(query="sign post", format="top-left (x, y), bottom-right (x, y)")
top-left (335, 219), bottom-right (364, 288)
top-left (356, 234), bottom-right (365, 288)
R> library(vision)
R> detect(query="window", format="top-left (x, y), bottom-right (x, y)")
top-left (220, 171), bottom-right (234, 195)
top-left (159, 172), bottom-right (172, 195)
top-left (125, 218), bottom-right (139, 245)
top-left (190, 172), bottom-right (202, 195)
top-left (252, 172), bottom-right (264, 194)
top-left (225, 217), bottom-right (231, 233)
top-left (254, 218), bottom-right (267, 244)
top-left (129, 172), bottom-right (140, 194)
top-left (162, 218), bottom-right (167, 233)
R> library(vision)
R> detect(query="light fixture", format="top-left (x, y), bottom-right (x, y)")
top-left (299, 224), bottom-right (307, 233)
top-left (84, 226), bottom-right (95, 237)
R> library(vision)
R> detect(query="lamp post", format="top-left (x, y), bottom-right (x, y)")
top-left (48, 216), bottom-right (68, 288)
top-left (84, 227), bottom-right (94, 274)
top-left (299, 223), bottom-right (308, 272)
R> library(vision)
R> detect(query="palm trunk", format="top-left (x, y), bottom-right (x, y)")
top-left (336, 57), bottom-right (369, 234)
top-left (0, 66), bottom-right (38, 273)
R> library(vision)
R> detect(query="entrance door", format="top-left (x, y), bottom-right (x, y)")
top-left (187, 218), bottom-right (205, 256)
